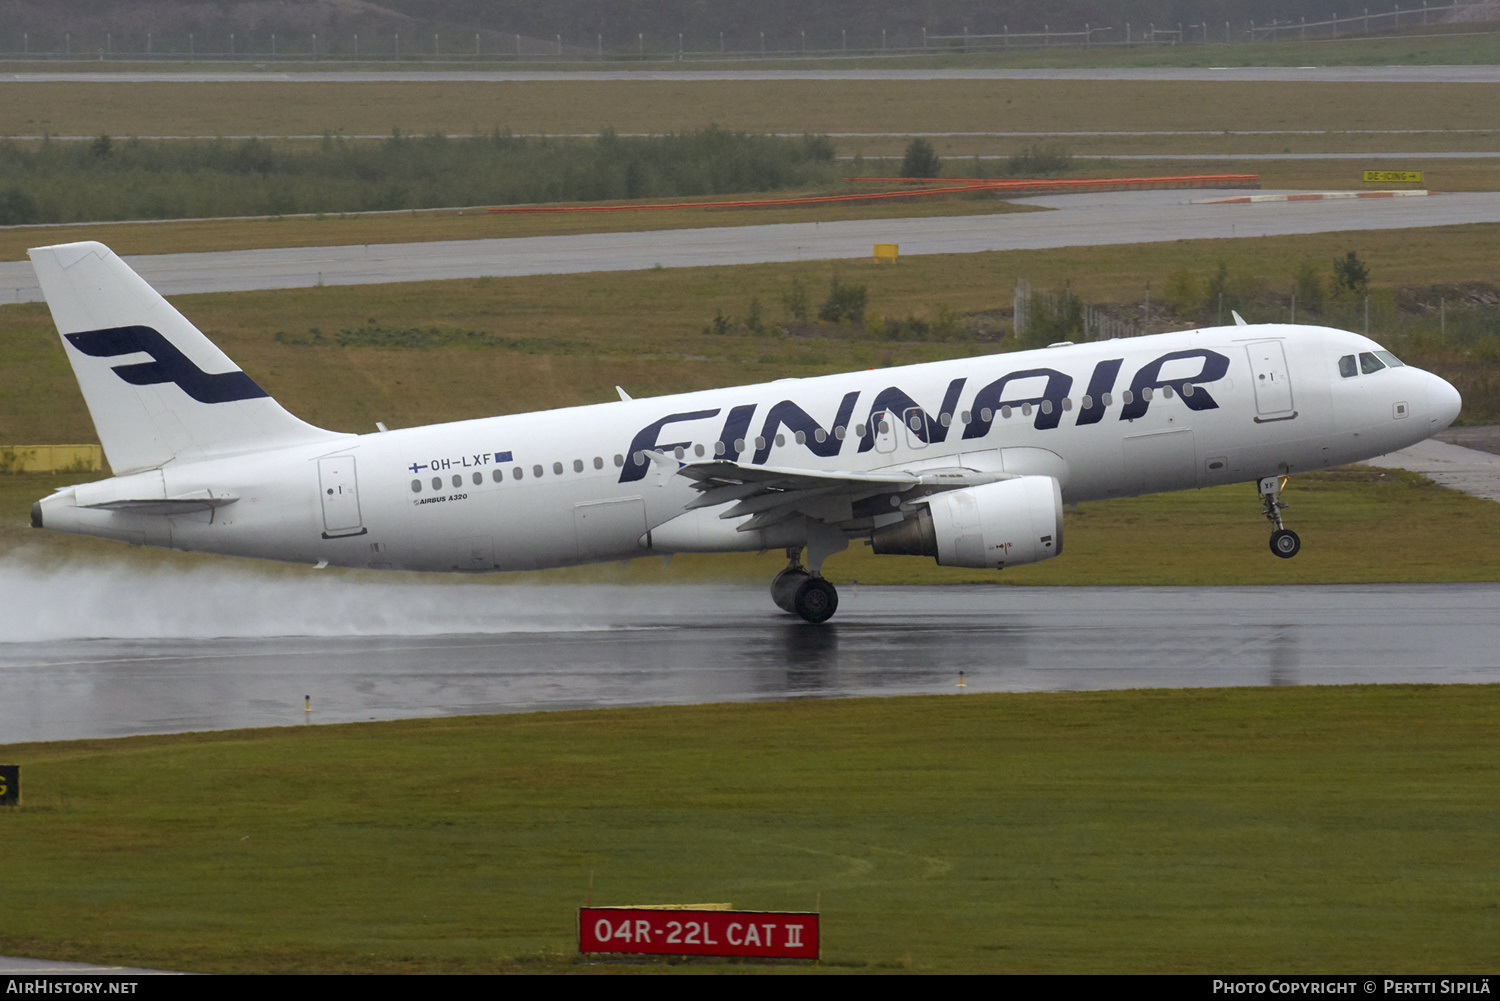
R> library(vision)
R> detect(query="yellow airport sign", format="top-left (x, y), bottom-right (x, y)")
top-left (1363, 170), bottom-right (1423, 183)
top-left (0, 444), bottom-right (102, 473)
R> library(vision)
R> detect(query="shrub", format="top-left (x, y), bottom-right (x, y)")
top-left (781, 279), bottom-right (810, 322)
top-left (818, 277), bottom-right (868, 325)
top-left (1004, 143), bottom-right (1073, 177)
top-left (1333, 251), bottom-right (1370, 294)
top-left (900, 138), bottom-right (941, 179)
top-left (0, 128), bottom-right (841, 223)
top-left (0, 187), bottom-right (40, 225)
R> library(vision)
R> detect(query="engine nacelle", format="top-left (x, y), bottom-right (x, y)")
top-left (870, 475), bottom-right (1063, 569)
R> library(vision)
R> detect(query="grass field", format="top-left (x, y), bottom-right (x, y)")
top-left (5, 79), bottom-right (1499, 145)
top-left (2, 685), bottom-right (1496, 973)
top-left (4, 26), bottom-right (1498, 71)
top-left (3, 159), bottom-right (1497, 263)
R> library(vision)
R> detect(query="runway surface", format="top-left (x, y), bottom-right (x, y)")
top-left (7, 188), bottom-right (1500, 302)
top-left (2, 575), bottom-right (1497, 745)
top-left (6, 66), bottom-right (1500, 83)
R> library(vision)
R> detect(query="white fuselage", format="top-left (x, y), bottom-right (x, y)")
top-left (37, 324), bottom-right (1460, 573)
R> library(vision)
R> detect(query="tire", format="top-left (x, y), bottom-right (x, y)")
top-left (1270, 529), bottom-right (1301, 559)
top-left (792, 577), bottom-right (839, 624)
top-left (770, 567), bottom-right (811, 613)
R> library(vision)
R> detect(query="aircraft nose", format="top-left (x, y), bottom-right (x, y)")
top-left (1426, 372), bottom-right (1462, 431)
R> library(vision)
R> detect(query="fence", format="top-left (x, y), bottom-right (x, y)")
top-left (1015, 279), bottom-right (1146, 343)
top-left (0, 2), bottom-right (1490, 61)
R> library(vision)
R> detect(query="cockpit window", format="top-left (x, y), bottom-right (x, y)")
top-left (1338, 355), bottom-right (1358, 379)
top-left (1359, 352), bottom-right (1386, 375)
top-left (1374, 350), bottom-right (1405, 368)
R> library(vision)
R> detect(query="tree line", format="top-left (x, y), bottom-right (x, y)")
top-left (0, 129), bottom-right (838, 224)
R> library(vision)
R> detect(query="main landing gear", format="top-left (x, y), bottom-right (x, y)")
top-left (771, 547), bottom-right (839, 623)
top-left (1258, 475), bottom-right (1301, 559)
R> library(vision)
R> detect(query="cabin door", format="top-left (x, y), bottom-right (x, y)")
top-left (318, 456), bottom-right (366, 538)
top-left (1246, 340), bottom-right (1297, 422)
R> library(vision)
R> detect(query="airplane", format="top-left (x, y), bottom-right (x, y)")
top-left (27, 241), bottom-right (1462, 623)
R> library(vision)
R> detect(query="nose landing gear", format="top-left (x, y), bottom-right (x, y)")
top-left (1259, 475), bottom-right (1301, 559)
top-left (770, 547), bottom-right (840, 623)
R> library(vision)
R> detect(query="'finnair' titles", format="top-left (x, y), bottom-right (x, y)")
top-left (27, 242), bottom-right (1461, 622)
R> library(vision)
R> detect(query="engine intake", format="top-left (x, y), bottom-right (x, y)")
top-left (870, 476), bottom-right (1063, 569)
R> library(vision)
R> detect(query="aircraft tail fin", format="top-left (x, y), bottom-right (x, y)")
top-left (28, 241), bottom-right (342, 475)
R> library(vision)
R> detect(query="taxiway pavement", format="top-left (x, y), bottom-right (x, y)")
top-left (7, 66), bottom-right (1500, 83)
top-left (6, 189), bottom-right (1500, 302)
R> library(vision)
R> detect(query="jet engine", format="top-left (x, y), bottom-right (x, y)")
top-left (869, 475), bottom-right (1063, 569)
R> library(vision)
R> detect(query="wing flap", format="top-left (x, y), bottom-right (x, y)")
top-left (675, 459), bottom-right (1010, 531)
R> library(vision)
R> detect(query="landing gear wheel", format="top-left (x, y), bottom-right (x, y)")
top-left (1258, 475), bottom-right (1301, 560)
top-left (792, 577), bottom-right (839, 624)
top-left (771, 566), bottom-right (812, 613)
top-left (1270, 529), bottom-right (1301, 559)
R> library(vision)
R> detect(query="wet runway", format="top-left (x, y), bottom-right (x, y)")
top-left (2, 572), bottom-right (1496, 744)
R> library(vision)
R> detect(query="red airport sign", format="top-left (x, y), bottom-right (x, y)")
top-left (579, 907), bottom-right (819, 960)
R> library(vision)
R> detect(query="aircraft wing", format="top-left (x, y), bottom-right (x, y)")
top-left (673, 458), bottom-right (1008, 532)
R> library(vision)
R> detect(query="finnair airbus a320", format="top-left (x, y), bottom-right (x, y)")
top-left (28, 241), bottom-right (1461, 622)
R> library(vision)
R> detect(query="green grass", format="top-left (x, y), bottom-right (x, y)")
top-left (6, 26), bottom-right (1498, 71)
top-left (2, 686), bottom-right (1497, 973)
top-left (5, 78), bottom-right (1498, 147)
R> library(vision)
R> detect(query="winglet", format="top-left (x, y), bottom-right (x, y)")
top-left (1232, 310), bottom-right (1248, 326)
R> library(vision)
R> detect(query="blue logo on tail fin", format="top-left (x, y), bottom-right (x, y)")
top-left (64, 325), bottom-right (269, 405)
